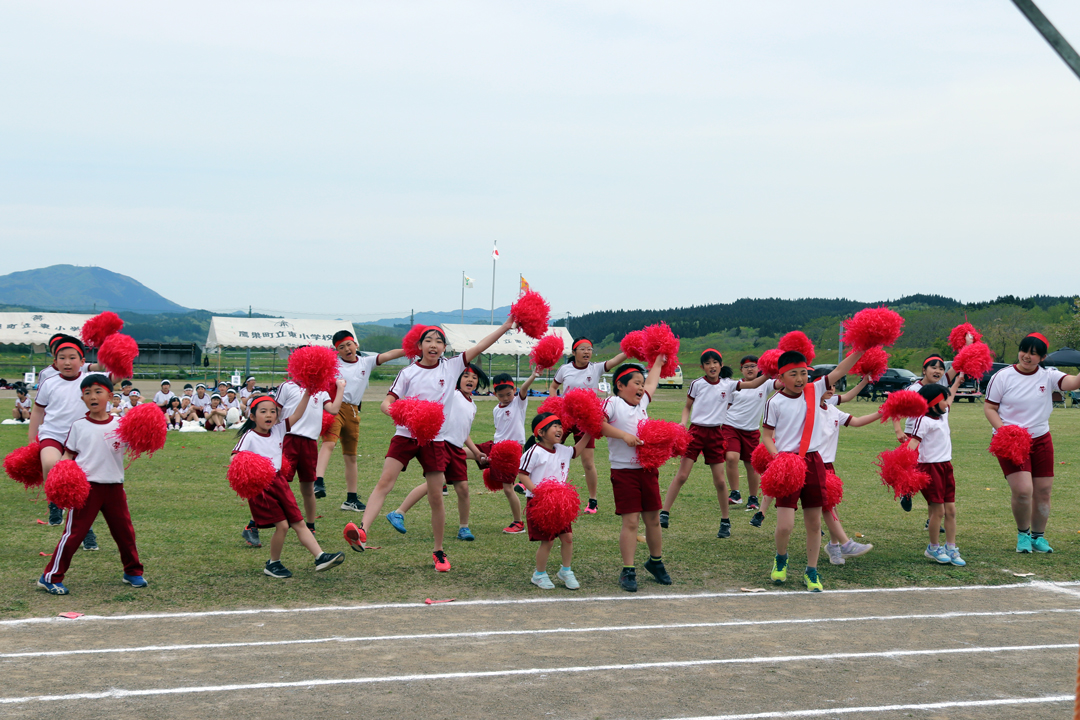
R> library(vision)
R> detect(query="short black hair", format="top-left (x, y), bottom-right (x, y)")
top-left (777, 351), bottom-right (807, 371)
top-left (121, 380), bottom-right (132, 388)
top-left (1018, 335), bottom-right (1048, 357)
top-left (740, 355), bottom-right (759, 366)
top-left (80, 374), bottom-right (113, 392)
top-left (332, 330), bottom-right (354, 347)
top-left (612, 363), bottom-right (646, 388)
top-left (492, 373), bottom-right (515, 392)
top-left (459, 363), bottom-right (489, 392)
top-left (699, 349), bottom-right (723, 365)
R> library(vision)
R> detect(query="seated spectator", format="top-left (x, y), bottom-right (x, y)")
top-left (189, 383), bottom-right (211, 418)
top-left (154, 380), bottom-right (177, 411)
top-left (13, 387), bottom-right (32, 421)
top-left (166, 397), bottom-right (184, 430)
top-left (203, 394), bottom-right (228, 431)
top-left (179, 395), bottom-right (198, 422)
top-left (109, 392), bottom-right (123, 416)
top-left (182, 383), bottom-right (194, 398)
top-left (222, 387), bottom-right (241, 412)
top-left (239, 376), bottom-right (257, 406)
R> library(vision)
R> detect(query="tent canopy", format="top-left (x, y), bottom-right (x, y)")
top-left (439, 324), bottom-right (572, 356)
top-left (1045, 347), bottom-right (1080, 367)
top-left (205, 317), bottom-right (349, 351)
top-left (0, 312), bottom-right (94, 351)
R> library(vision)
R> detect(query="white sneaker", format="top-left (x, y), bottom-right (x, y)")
top-left (556, 567), bottom-right (580, 590)
top-left (840, 540), bottom-right (873, 558)
top-left (945, 546), bottom-right (967, 567)
top-left (531, 572), bottom-right (555, 590)
top-left (825, 543), bottom-right (845, 565)
top-left (924, 544), bottom-right (950, 564)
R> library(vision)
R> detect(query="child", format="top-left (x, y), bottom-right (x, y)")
top-left (760, 348), bottom-right (862, 592)
top-left (348, 321), bottom-right (514, 572)
top-left (182, 383), bottom-right (194, 398)
top-left (723, 356), bottom-right (774, 515)
top-left (37, 375), bottom-right (143, 595)
top-left (548, 337), bottom-right (627, 514)
top-left (166, 397), bottom-right (184, 430)
top-left (179, 395), bottom-right (198, 422)
top-left (315, 331), bottom-right (406, 512)
top-left (13, 386), bottom-right (32, 422)
top-left (234, 394), bottom-right (346, 578)
top-left (660, 349), bottom-right (771, 537)
top-left (154, 380), bottom-right (176, 411)
top-left (910, 382), bottom-right (966, 566)
top-left (387, 364), bottom-right (490, 540)
top-left (600, 355), bottom-right (669, 592)
top-left (189, 383), bottom-right (211, 419)
top-left (476, 369), bottom-right (538, 534)
top-left (518, 412), bottom-right (593, 589)
top-left (37, 333), bottom-right (98, 385)
top-left (239, 376), bottom-right (257, 406)
top-left (109, 392), bottom-right (123, 416)
top-left (203, 394), bottom-right (228, 431)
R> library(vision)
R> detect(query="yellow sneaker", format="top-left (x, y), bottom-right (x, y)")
top-left (770, 557), bottom-right (787, 584)
top-left (803, 569), bottom-right (823, 592)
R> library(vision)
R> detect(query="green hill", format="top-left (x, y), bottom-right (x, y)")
top-left (0, 265), bottom-right (190, 314)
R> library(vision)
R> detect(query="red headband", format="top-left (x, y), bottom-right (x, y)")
top-left (615, 367), bottom-right (642, 383)
top-left (497, 379), bottom-right (516, 389)
top-left (248, 395), bottom-right (279, 412)
top-left (1027, 332), bottom-right (1049, 346)
top-left (923, 355), bottom-right (944, 368)
top-left (334, 334), bottom-right (355, 349)
top-left (701, 348), bottom-right (722, 360)
top-left (534, 415), bottom-right (561, 436)
top-left (85, 379), bottom-right (112, 394)
top-left (777, 361), bottom-right (808, 376)
top-left (572, 339), bottom-right (592, 351)
top-left (925, 393), bottom-right (945, 409)
top-left (418, 326), bottom-right (444, 344)
top-left (55, 341), bottom-right (84, 358)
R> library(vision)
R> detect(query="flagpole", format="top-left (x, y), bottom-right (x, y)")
top-left (490, 242), bottom-right (497, 325)
top-left (461, 271), bottom-right (465, 325)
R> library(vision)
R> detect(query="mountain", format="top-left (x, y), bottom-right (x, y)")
top-left (371, 305), bottom-right (514, 328)
top-left (0, 265), bottom-right (190, 314)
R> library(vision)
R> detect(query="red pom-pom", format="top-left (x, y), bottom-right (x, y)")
top-left (876, 443), bottom-right (930, 499)
top-left (528, 480), bottom-right (581, 536)
top-left (45, 459), bottom-right (90, 509)
top-left (642, 323), bottom-right (680, 378)
top-left (952, 342), bottom-right (994, 380)
top-left (488, 440), bottom-right (522, 483)
top-left (530, 335), bottom-right (564, 371)
top-left (510, 291), bottom-right (551, 339)
top-left (98, 333), bottom-right (139, 379)
top-left (878, 390), bottom-right (928, 423)
top-left (634, 419), bottom-right (692, 470)
top-left (778, 331), bottom-right (815, 364)
top-left (482, 468), bottom-right (504, 492)
top-left (948, 323), bottom-right (983, 354)
top-left (4, 442), bottom-right (43, 489)
top-left (401, 324), bottom-right (427, 360)
top-left (757, 349), bottom-right (782, 379)
top-left (288, 346), bottom-right (339, 395)
top-left (989, 425), bottom-right (1032, 466)
top-left (620, 330), bottom-right (647, 360)
top-left (228, 451), bottom-right (277, 500)
top-left (850, 346), bottom-right (889, 382)
top-left (561, 388), bottom-right (604, 439)
top-left (80, 311), bottom-right (124, 349)
top-left (537, 395), bottom-right (565, 419)
top-left (389, 397), bottom-right (445, 445)
top-left (824, 471), bottom-right (843, 510)
top-left (116, 402), bottom-right (168, 460)
top-left (842, 306), bottom-right (905, 351)
top-left (760, 452), bottom-right (806, 498)
top-left (750, 443), bottom-right (774, 476)
top-left (320, 411), bottom-right (336, 439)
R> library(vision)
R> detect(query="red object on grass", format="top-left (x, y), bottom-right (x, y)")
top-left (952, 342), bottom-right (994, 379)
top-left (757, 349), bottom-right (782, 379)
top-left (527, 480), bottom-right (581, 536)
top-left (824, 471), bottom-right (843, 510)
top-left (537, 395), bottom-right (565, 419)
top-left (878, 390), bottom-right (929, 423)
top-left (510, 291), bottom-right (551, 339)
top-left (750, 443), bottom-right (774, 476)
top-left (482, 468), bottom-right (504, 492)
top-left (97, 333), bottom-right (139, 379)
top-left (948, 323), bottom-right (983, 354)
top-left (620, 330), bottom-right (647, 360)
top-left (389, 397), bottom-right (445, 445)
top-left (80, 311), bottom-right (124, 349)
top-left (4, 442), bottom-right (43, 489)
top-left (529, 335), bottom-right (564, 371)
top-left (759, 452), bottom-right (806, 498)
top-left (288, 346), bottom-right (339, 395)
top-left (228, 451), bottom-right (277, 500)
top-left (45, 459), bottom-right (90, 509)
top-left (778, 331), bottom-right (816, 364)
top-left (561, 388), bottom-right (604, 439)
top-left (642, 323), bottom-right (680, 378)
top-left (876, 443), bottom-right (930, 499)
top-left (488, 440), bottom-right (522, 484)
top-left (320, 411), bottom-right (336, 439)
top-left (989, 425), bottom-right (1032, 466)
top-left (401, 324), bottom-right (428, 359)
top-left (635, 419), bottom-right (692, 470)
top-left (842, 306), bottom-right (905, 350)
top-left (850, 346), bottom-right (889, 382)
top-left (116, 402), bottom-right (168, 460)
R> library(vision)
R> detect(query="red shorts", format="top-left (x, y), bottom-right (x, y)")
top-left (386, 435), bottom-right (449, 474)
top-left (525, 497), bottom-right (573, 542)
top-left (721, 425), bottom-right (760, 462)
top-left (684, 424), bottom-right (726, 465)
top-left (248, 472), bottom-right (304, 528)
top-left (610, 467), bottom-right (662, 515)
top-left (568, 426), bottom-right (595, 450)
top-left (476, 440), bottom-right (493, 456)
top-left (194, 408), bottom-right (206, 418)
top-left (445, 443), bottom-right (469, 484)
top-left (281, 434), bottom-right (318, 483)
top-left (774, 452), bottom-right (827, 510)
top-left (918, 461), bottom-right (955, 504)
top-left (824, 462), bottom-right (835, 473)
top-left (997, 431), bottom-right (1055, 479)
top-left (38, 438), bottom-right (65, 454)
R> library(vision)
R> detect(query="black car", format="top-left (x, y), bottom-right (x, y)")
top-left (977, 363), bottom-right (1011, 394)
top-left (858, 367), bottom-right (919, 401)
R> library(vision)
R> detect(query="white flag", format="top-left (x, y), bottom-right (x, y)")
top-left (463, 275), bottom-right (475, 288)
top-left (491, 245), bottom-right (499, 260)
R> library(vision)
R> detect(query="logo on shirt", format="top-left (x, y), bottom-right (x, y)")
top-left (721, 392), bottom-right (727, 399)
top-left (439, 379), bottom-right (445, 387)
top-left (504, 410), bottom-right (511, 417)
top-left (560, 462), bottom-right (565, 471)
top-left (1039, 385), bottom-right (1045, 393)
top-left (112, 441), bottom-right (122, 451)
top-left (586, 376), bottom-right (592, 382)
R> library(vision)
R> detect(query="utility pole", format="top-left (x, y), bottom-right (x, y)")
top-left (245, 305), bottom-right (251, 380)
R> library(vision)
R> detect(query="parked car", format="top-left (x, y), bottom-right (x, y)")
top-left (810, 364), bottom-right (845, 391)
top-left (943, 360), bottom-right (982, 402)
top-left (858, 367), bottom-right (918, 401)
top-left (658, 365), bottom-right (684, 390)
top-left (977, 363), bottom-right (1011, 394)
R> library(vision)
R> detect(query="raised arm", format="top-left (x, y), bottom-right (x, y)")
top-left (643, 354), bottom-right (665, 397)
top-left (603, 352), bottom-right (628, 373)
top-left (376, 348), bottom-right (407, 365)
top-left (839, 376), bottom-right (870, 404)
top-left (463, 318), bottom-right (515, 364)
top-left (827, 349), bottom-right (863, 388)
top-left (941, 372), bottom-right (963, 411)
top-left (518, 368), bottom-right (539, 400)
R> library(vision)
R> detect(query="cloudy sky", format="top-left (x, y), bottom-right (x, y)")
top-left (2, 1), bottom-right (1078, 322)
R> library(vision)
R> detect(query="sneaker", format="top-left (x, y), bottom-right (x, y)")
top-left (923, 518), bottom-right (945, 534)
top-left (314, 552), bottom-right (345, 571)
top-left (728, 490), bottom-right (743, 505)
top-left (48, 503), bottom-right (63, 526)
top-left (643, 557), bottom-right (672, 585)
top-left (242, 527), bottom-right (262, 547)
top-left (659, 510), bottom-right (669, 529)
top-left (803, 568), bottom-right (823, 592)
top-left (433, 550), bottom-right (451, 572)
top-left (946, 546), bottom-right (967, 566)
top-left (900, 495), bottom-right (912, 512)
top-left (122, 574), bottom-right (148, 588)
top-left (750, 511), bottom-right (764, 528)
top-left (840, 540), bottom-right (873, 559)
top-left (746, 496), bottom-right (760, 511)
top-left (264, 560), bottom-right (292, 578)
top-left (513, 482), bottom-right (526, 495)
top-left (825, 542), bottom-right (845, 565)
top-left (343, 522), bottom-right (366, 552)
top-left (619, 567), bottom-right (638, 592)
top-left (82, 528), bottom-right (99, 552)
top-left (36, 576), bottom-right (68, 595)
top-left (503, 520), bottom-right (525, 534)
top-left (925, 544), bottom-right (951, 564)
top-left (585, 498), bottom-right (598, 515)
top-left (457, 526), bottom-right (475, 541)
top-left (340, 498), bottom-right (366, 512)
top-left (442, 484), bottom-right (449, 496)
top-left (557, 567), bottom-right (580, 590)
top-left (716, 519), bottom-right (731, 539)
top-left (771, 556), bottom-right (788, 584)
top-left (386, 512), bottom-right (407, 534)
top-left (1016, 532), bottom-right (1033, 554)
top-left (313, 478), bottom-right (326, 499)
top-left (1033, 536), bottom-right (1054, 554)
top-left (531, 571), bottom-right (555, 589)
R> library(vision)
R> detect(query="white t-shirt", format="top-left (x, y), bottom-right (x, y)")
top-left (725, 379), bottom-right (778, 431)
top-left (442, 390), bottom-right (477, 448)
top-left (387, 355), bottom-right (467, 441)
top-left (985, 365), bottom-right (1067, 438)
top-left (493, 394), bottom-right (529, 444)
top-left (761, 377), bottom-right (832, 454)
top-left (519, 443), bottom-right (577, 498)
top-left (222, 396), bottom-right (241, 411)
top-left (688, 377), bottom-right (740, 427)
top-left (233, 422), bottom-right (287, 471)
top-left (818, 404), bottom-right (852, 465)
top-left (339, 354), bottom-right (380, 405)
top-left (554, 361), bottom-right (606, 393)
top-left (154, 390), bottom-right (177, 407)
top-left (190, 392), bottom-right (211, 409)
top-left (275, 380), bottom-right (331, 440)
top-left (65, 414), bottom-right (126, 484)
top-left (16, 396), bottom-right (33, 410)
top-left (602, 393), bottom-right (651, 470)
top-left (36, 371), bottom-right (91, 443)
top-left (910, 412), bottom-right (952, 464)
top-left (39, 362), bottom-right (92, 385)
top-left (240, 387), bottom-right (255, 400)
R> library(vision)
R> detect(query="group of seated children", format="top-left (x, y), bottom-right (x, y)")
top-left (152, 377), bottom-right (263, 431)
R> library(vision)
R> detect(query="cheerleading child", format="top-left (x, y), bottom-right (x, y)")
top-left (349, 320), bottom-right (515, 572)
top-left (548, 338), bottom-right (628, 514)
top-left (234, 394), bottom-right (346, 578)
top-left (660, 349), bottom-right (770, 537)
top-left (518, 412), bottom-right (593, 590)
top-left (38, 375), bottom-right (145, 595)
top-left (387, 364), bottom-right (489, 541)
top-left (315, 331), bottom-right (406, 513)
top-left (760, 348), bottom-right (862, 592)
top-left (36, 333), bottom-right (100, 385)
top-left (723, 356), bottom-right (773, 513)
top-left (909, 382), bottom-right (966, 566)
top-left (475, 369), bottom-right (539, 534)
top-left (984, 332), bottom-right (1080, 554)
top-left (600, 355), bottom-right (669, 592)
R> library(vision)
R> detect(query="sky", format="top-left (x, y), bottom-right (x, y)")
top-left (1, 1), bottom-right (1079, 323)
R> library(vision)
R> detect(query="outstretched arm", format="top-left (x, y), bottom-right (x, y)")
top-left (838, 376), bottom-right (870, 404)
top-left (376, 348), bottom-right (407, 365)
top-left (828, 349), bottom-right (863, 387)
top-left (737, 373), bottom-right (770, 391)
top-left (518, 368), bottom-right (539, 400)
top-left (603, 353), bottom-right (628, 372)
top-left (846, 410), bottom-right (882, 428)
top-left (463, 318), bottom-right (515, 364)
top-left (1062, 373), bottom-right (1080, 392)
top-left (643, 354), bottom-right (665, 397)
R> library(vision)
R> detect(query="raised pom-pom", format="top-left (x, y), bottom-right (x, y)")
top-left (561, 388), bottom-right (604, 439)
top-left (389, 397), bottom-right (445, 445)
top-left (401, 324), bottom-right (427, 360)
top-left (948, 323), bottom-right (982, 354)
top-left (482, 468), bottom-right (504, 492)
top-left (4, 442), bottom-right (43, 489)
top-left (537, 395), bottom-right (564, 419)
top-left (45, 459), bottom-right (90, 509)
top-left (642, 323), bottom-right (680, 378)
top-left (757, 349), bottom-right (782, 379)
top-left (320, 411), bottom-right (336, 439)
top-left (750, 443), bottom-right (774, 476)
top-left (878, 390), bottom-right (928, 423)
top-left (778, 331), bottom-right (816, 364)
top-left (288, 345), bottom-right (339, 395)
top-left (228, 451), bottom-right (277, 500)
top-left (620, 330), bottom-right (647, 360)
top-left (635, 419), bottom-right (693, 470)
top-left (760, 452), bottom-right (806, 498)
top-left (824, 471), bottom-right (843, 510)
top-left (80, 311), bottom-right (124, 349)
top-left (529, 335), bottom-right (564, 371)
top-left (528, 480), bottom-right (581, 536)
top-left (876, 443), bottom-right (930, 499)
top-left (850, 346), bottom-right (889, 382)
top-left (98, 333), bottom-right (139, 379)
top-left (488, 440), bottom-right (522, 484)
top-left (116, 402), bottom-right (168, 460)
top-left (510, 291), bottom-right (551, 339)
top-left (842, 306), bottom-right (905, 351)
top-left (989, 425), bottom-right (1032, 466)
top-left (952, 342), bottom-right (994, 380)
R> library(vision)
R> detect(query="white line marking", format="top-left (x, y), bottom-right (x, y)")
top-left (0, 643), bottom-right (1074, 704)
top-left (3, 608), bottom-right (1077, 660)
top-left (1033, 580), bottom-right (1080, 599)
top-left (657, 695), bottom-right (1074, 719)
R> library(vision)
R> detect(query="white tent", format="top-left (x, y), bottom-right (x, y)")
top-left (439, 324), bottom-right (573, 356)
top-left (0, 312), bottom-right (94, 351)
top-left (204, 317), bottom-right (348, 351)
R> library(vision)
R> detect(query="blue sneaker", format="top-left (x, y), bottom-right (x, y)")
top-left (457, 526), bottom-right (475, 541)
top-left (386, 512), bottom-right (406, 534)
top-left (1033, 535), bottom-right (1053, 553)
top-left (37, 576), bottom-right (69, 595)
top-left (924, 544), bottom-right (950, 564)
top-left (122, 574), bottom-right (148, 588)
top-left (1016, 532), bottom-right (1033, 554)
top-left (945, 546), bottom-right (967, 567)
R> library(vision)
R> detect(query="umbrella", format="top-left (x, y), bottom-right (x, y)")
top-left (1044, 347), bottom-right (1080, 367)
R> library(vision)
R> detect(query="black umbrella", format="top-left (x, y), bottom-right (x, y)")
top-left (1044, 347), bottom-right (1080, 367)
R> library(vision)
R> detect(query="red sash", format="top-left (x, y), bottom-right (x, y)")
top-left (798, 382), bottom-right (817, 458)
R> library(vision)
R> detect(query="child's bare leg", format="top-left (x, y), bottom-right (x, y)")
top-left (709, 464), bottom-right (729, 519)
top-left (724, 451), bottom-right (741, 495)
top-left (822, 510), bottom-right (848, 545)
top-left (580, 447), bottom-right (599, 501)
top-left (344, 454), bottom-right (359, 496)
top-left (944, 502), bottom-right (957, 546)
top-left (316, 440), bottom-right (335, 478)
top-left (804, 507), bottom-right (823, 567)
top-left (761, 495), bottom-right (774, 514)
top-left (774, 507), bottom-right (795, 555)
top-left (360, 458), bottom-right (404, 530)
top-left (269, 521), bottom-right (289, 561)
top-left (425, 472), bottom-right (446, 551)
top-left (39, 446), bottom-right (63, 479)
top-left (502, 483), bottom-right (522, 522)
top-left (744, 462), bottom-right (760, 498)
top-left (454, 482), bottom-right (470, 526)
top-left (661, 457), bottom-right (695, 512)
top-left (559, 532), bottom-right (573, 566)
top-left (536, 539), bottom-right (554, 572)
top-left (928, 503), bottom-right (945, 546)
top-left (1006, 471), bottom-right (1033, 530)
top-left (396, 482), bottom-right (429, 516)
top-left (620, 513), bottom-right (640, 566)
top-left (642, 510), bottom-right (662, 558)
top-left (1032, 476), bottom-right (1053, 534)
top-left (299, 482), bottom-right (317, 524)
top-left (291, 521), bottom-right (323, 556)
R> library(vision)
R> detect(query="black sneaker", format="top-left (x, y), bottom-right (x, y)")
top-left (48, 503), bottom-right (63, 526)
top-left (924, 519), bottom-right (944, 534)
top-left (746, 496), bottom-right (760, 510)
top-left (314, 552), bottom-right (345, 571)
top-left (242, 527), bottom-right (262, 547)
top-left (340, 498), bottom-right (366, 512)
top-left (659, 510), bottom-right (669, 529)
top-left (586, 498), bottom-right (598, 515)
top-left (442, 484), bottom-right (449, 496)
top-left (644, 557), bottom-right (672, 585)
top-left (264, 560), bottom-right (292, 578)
top-left (619, 567), bottom-right (638, 592)
top-left (82, 528), bottom-right (99, 551)
top-left (513, 482), bottom-right (526, 495)
top-left (717, 519), bottom-right (731, 539)
top-left (749, 511), bottom-right (764, 528)
top-left (900, 495), bottom-right (912, 512)
top-left (728, 490), bottom-right (743, 506)
top-left (313, 478), bottom-right (327, 499)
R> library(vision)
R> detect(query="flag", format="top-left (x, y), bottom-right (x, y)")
top-left (463, 275), bottom-right (475, 289)
top-left (491, 244), bottom-right (499, 261)
top-left (519, 276), bottom-right (530, 295)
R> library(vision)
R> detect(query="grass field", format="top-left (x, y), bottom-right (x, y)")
top-left (2, 385), bottom-right (1079, 619)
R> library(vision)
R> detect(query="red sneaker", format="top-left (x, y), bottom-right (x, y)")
top-left (433, 550), bottom-right (451, 572)
top-left (584, 498), bottom-right (598, 515)
top-left (343, 522), bottom-right (366, 552)
top-left (503, 521), bottom-right (525, 534)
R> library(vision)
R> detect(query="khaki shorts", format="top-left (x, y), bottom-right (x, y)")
top-left (325, 403), bottom-right (360, 456)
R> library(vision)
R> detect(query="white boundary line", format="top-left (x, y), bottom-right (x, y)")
top-left (1033, 580), bottom-right (1080, 599)
top-left (3, 607), bottom-right (1077, 660)
top-left (1, 642), bottom-right (1073, 705)
top-left (5, 580), bottom-right (1078, 627)
top-left (656, 695), bottom-right (1074, 719)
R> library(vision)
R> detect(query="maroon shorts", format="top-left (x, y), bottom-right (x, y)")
top-left (721, 425), bottom-right (760, 462)
top-left (194, 408), bottom-right (206, 418)
top-left (445, 443), bottom-right (469, 484)
top-left (568, 426), bottom-right (595, 450)
top-left (997, 431), bottom-right (1055, 479)
top-left (918, 461), bottom-right (955, 504)
top-left (476, 440), bottom-right (493, 456)
top-left (824, 462), bottom-right (835, 473)
top-left (774, 452), bottom-right (827, 510)
top-left (386, 435), bottom-right (449, 474)
top-left (248, 472), bottom-right (305, 528)
top-left (38, 438), bottom-right (65, 454)
top-left (525, 497), bottom-right (573, 542)
top-left (281, 434), bottom-right (318, 483)
top-left (610, 467), bottom-right (662, 515)
top-left (684, 424), bottom-right (726, 465)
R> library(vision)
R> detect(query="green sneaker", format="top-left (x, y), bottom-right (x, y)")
top-left (803, 568), bottom-right (823, 592)
top-left (1016, 532), bottom-right (1033, 554)
top-left (770, 556), bottom-right (787, 584)
top-left (1032, 535), bottom-right (1054, 553)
